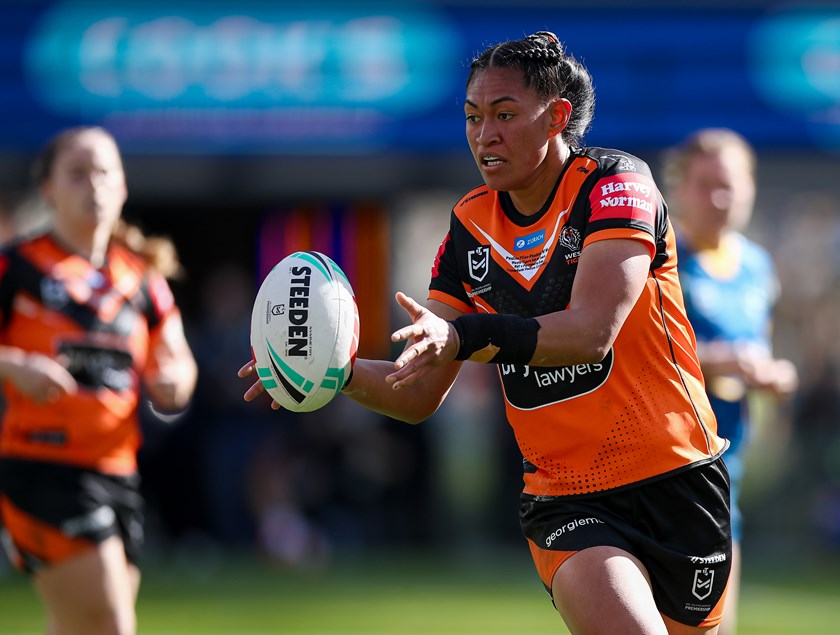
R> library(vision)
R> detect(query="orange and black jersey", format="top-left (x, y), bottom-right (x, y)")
top-left (429, 147), bottom-right (726, 498)
top-left (0, 232), bottom-right (180, 475)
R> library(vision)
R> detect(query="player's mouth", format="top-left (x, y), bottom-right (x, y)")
top-left (481, 155), bottom-right (506, 169)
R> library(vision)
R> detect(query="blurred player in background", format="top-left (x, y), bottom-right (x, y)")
top-left (663, 128), bottom-right (798, 635)
top-left (0, 126), bottom-right (198, 635)
top-left (243, 32), bottom-right (731, 634)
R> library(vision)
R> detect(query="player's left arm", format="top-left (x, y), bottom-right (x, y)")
top-left (388, 238), bottom-right (651, 384)
top-left (531, 238), bottom-right (651, 366)
top-left (143, 309), bottom-right (198, 413)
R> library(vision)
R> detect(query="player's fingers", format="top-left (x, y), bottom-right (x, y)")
top-left (390, 362), bottom-right (429, 390)
top-left (391, 323), bottom-right (425, 344)
top-left (395, 292), bottom-right (424, 319)
top-left (244, 380), bottom-right (265, 402)
top-left (389, 346), bottom-right (432, 381)
top-left (52, 373), bottom-right (79, 396)
top-left (394, 342), bottom-right (426, 370)
top-left (237, 360), bottom-right (256, 377)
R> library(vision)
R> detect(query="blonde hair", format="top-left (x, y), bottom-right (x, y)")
top-left (34, 126), bottom-right (183, 279)
top-left (111, 219), bottom-right (184, 280)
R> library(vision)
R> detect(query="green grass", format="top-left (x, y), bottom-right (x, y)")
top-left (1, 550), bottom-right (838, 634)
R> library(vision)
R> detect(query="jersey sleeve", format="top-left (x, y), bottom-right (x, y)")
top-left (143, 270), bottom-right (177, 330)
top-left (583, 153), bottom-right (663, 260)
top-left (427, 214), bottom-right (474, 314)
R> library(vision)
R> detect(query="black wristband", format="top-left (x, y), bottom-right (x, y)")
top-left (450, 313), bottom-right (540, 364)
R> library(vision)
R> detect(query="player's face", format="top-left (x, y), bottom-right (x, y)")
top-left (676, 147), bottom-right (755, 238)
top-left (42, 130), bottom-right (127, 236)
top-left (465, 66), bottom-right (560, 199)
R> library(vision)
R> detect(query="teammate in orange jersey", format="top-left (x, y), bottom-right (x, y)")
top-left (0, 126), bottom-right (198, 635)
top-left (663, 128), bottom-right (798, 635)
top-left (241, 32), bottom-right (730, 634)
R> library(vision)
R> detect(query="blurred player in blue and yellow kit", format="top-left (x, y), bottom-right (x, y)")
top-left (665, 128), bottom-right (798, 635)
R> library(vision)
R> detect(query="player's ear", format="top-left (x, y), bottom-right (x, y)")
top-left (548, 98), bottom-right (572, 138)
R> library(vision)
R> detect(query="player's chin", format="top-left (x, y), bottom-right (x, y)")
top-left (479, 170), bottom-right (513, 192)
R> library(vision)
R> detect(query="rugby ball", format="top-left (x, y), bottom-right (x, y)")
top-left (250, 251), bottom-right (359, 412)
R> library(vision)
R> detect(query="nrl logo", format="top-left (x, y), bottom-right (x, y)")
top-left (265, 301), bottom-right (285, 325)
top-left (692, 568), bottom-right (714, 600)
top-left (468, 246), bottom-right (490, 282)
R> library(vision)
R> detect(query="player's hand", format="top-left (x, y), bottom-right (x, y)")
top-left (237, 359), bottom-right (282, 410)
top-left (763, 358), bottom-right (799, 400)
top-left (11, 352), bottom-right (78, 404)
top-left (144, 363), bottom-right (194, 413)
top-left (387, 292), bottom-right (459, 389)
top-left (734, 345), bottom-right (798, 399)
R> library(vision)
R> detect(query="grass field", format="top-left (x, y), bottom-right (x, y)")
top-left (0, 549), bottom-right (838, 634)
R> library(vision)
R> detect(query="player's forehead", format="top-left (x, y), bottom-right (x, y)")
top-left (465, 66), bottom-right (534, 107)
top-left (54, 131), bottom-right (122, 171)
top-left (686, 148), bottom-right (751, 182)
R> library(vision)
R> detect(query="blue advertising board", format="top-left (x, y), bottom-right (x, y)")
top-left (0, 1), bottom-right (838, 155)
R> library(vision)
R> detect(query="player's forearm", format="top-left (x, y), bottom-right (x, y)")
top-left (0, 346), bottom-right (28, 380)
top-left (146, 356), bottom-right (198, 412)
top-left (342, 358), bottom-right (451, 424)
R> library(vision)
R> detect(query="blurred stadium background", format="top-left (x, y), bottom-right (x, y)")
top-left (1, 0), bottom-right (839, 632)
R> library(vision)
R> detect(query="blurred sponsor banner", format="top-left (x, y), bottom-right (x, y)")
top-left (1, 1), bottom-right (838, 154)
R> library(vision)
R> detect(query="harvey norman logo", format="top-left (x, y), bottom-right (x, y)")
top-left (598, 178), bottom-right (654, 215)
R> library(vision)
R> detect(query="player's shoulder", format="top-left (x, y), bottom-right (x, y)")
top-left (1, 228), bottom-right (50, 253)
top-left (736, 233), bottom-right (775, 270)
top-left (576, 146), bottom-right (654, 177)
top-left (0, 229), bottom-right (52, 270)
top-left (108, 242), bottom-right (150, 275)
top-left (453, 183), bottom-right (492, 211)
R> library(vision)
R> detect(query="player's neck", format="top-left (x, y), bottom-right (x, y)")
top-left (51, 224), bottom-right (111, 268)
top-left (681, 224), bottom-right (734, 252)
top-left (695, 233), bottom-right (742, 278)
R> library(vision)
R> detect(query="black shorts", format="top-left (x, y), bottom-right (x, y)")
top-left (520, 457), bottom-right (731, 627)
top-left (0, 457), bottom-right (144, 573)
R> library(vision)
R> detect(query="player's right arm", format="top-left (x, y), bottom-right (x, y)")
top-left (341, 298), bottom-right (463, 424)
top-left (239, 297), bottom-right (463, 424)
top-left (0, 346), bottom-right (78, 404)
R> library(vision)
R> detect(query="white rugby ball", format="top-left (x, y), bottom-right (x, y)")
top-left (250, 251), bottom-right (359, 412)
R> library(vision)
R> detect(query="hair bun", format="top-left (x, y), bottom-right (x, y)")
top-left (529, 31), bottom-right (562, 51)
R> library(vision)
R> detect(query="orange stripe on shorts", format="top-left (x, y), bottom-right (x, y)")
top-left (0, 496), bottom-right (94, 569)
top-left (527, 536), bottom-right (577, 590)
